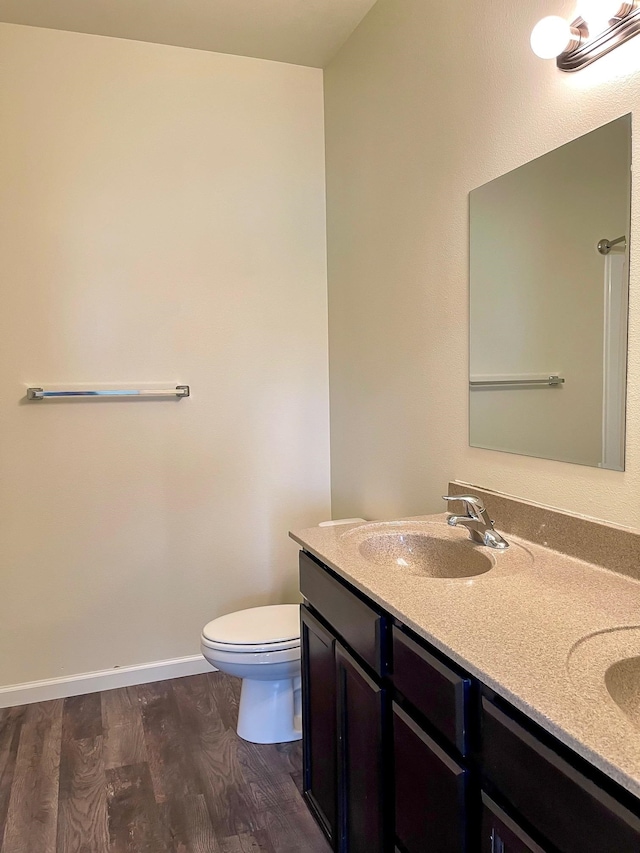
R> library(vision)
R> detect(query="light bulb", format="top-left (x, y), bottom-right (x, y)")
top-left (575, 0), bottom-right (625, 33)
top-left (530, 16), bottom-right (576, 58)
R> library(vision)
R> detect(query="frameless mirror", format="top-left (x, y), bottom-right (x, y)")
top-left (469, 115), bottom-right (631, 470)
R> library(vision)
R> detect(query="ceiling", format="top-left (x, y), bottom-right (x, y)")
top-left (0, 0), bottom-right (378, 67)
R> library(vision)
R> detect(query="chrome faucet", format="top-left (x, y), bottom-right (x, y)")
top-left (442, 494), bottom-right (509, 550)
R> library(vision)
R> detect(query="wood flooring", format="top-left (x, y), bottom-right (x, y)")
top-left (0, 672), bottom-right (330, 853)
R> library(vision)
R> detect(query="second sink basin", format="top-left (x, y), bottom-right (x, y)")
top-left (341, 521), bottom-right (494, 578)
top-left (606, 656), bottom-right (640, 729)
top-left (567, 627), bottom-right (640, 732)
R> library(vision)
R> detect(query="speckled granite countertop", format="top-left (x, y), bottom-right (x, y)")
top-left (290, 504), bottom-right (640, 799)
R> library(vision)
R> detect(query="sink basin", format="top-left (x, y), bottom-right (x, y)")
top-left (341, 521), bottom-right (494, 578)
top-left (605, 657), bottom-right (640, 728)
top-left (358, 532), bottom-right (492, 577)
top-left (567, 627), bottom-right (640, 731)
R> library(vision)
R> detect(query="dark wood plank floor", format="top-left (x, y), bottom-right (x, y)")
top-left (0, 672), bottom-right (330, 853)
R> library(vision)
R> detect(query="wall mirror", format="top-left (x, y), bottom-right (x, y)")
top-left (469, 114), bottom-right (631, 471)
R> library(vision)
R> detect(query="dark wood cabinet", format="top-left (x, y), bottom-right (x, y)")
top-left (300, 550), bottom-right (388, 676)
top-left (300, 605), bottom-right (338, 845)
top-left (480, 794), bottom-right (547, 853)
top-left (299, 549), bottom-right (640, 853)
top-left (392, 625), bottom-right (472, 756)
top-left (335, 644), bottom-right (389, 853)
top-left (481, 695), bottom-right (640, 853)
top-left (300, 602), bottom-right (390, 853)
top-left (393, 702), bottom-right (470, 853)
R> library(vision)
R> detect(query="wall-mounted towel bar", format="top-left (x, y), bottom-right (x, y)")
top-left (27, 386), bottom-right (190, 401)
top-left (469, 375), bottom-right (564, 388)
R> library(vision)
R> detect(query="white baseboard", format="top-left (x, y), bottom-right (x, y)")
top-left (0, 654), bottom-right (216, 709)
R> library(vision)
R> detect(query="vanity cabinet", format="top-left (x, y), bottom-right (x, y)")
top-left (300, 551), bottom-right (391, 851)
top-left (299, 549), bottom-right (640, 853)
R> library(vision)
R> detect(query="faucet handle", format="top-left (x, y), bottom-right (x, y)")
top-left (442, 494), bottom-right (485, 518)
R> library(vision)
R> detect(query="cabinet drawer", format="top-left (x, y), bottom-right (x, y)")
top-left (394, 702), bottom-right (470, 853)
top-left (300, 551), bottom-right (387, 676)
top-left (482, 696), bottom-right (640, 853)
top-left (392, 626), bottom-right (471, 754)
top-left (481, 793), bottom-right (547, 853)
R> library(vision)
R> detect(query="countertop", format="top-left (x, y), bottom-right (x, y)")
top-left (290, 513), bottom-right (640, 799)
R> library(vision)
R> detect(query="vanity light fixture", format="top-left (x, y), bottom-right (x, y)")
top-left (530, 1), bottom-right (640, 70)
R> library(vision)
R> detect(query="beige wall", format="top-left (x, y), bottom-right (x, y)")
top-left (0, 23), bottom-right (330, 687)
top-left (325, 0), bottom-right (640, 528)
top-left (470, 116), bottom-right (630, 467)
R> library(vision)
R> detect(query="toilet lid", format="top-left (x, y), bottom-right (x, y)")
top-left (202, 604), bottom-right (300, 648)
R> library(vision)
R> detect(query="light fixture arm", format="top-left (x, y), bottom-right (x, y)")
top-left (531, 2), bottom-right (640, 71)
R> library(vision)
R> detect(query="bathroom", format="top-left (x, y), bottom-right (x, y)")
top-left (0, 0), bottom-right (639, 850)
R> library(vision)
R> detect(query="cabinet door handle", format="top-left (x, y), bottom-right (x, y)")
top-left (491, 828), bottom-right (505, 853)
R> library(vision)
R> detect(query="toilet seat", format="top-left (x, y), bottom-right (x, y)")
top-left (201, 643), bottom-right (301, 668)
top-left (200, 635), bottom-right (300, 654)
top-left (201, 604), bottom-right (300, 654)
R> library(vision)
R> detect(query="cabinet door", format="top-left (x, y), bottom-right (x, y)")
top-left (335, 643), bottom-right (389, 853)
top-left (393, 702), bottom-right (470, 853)
top-left (301, 605), bottom-right (338, 846)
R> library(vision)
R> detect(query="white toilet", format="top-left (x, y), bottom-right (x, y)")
top-left (200, 604), bottom-right (302, 744)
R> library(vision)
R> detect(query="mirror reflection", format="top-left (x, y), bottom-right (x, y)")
top-left (469, 115), bottom-right (631, 470)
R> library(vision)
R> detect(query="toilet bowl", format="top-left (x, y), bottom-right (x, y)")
top-left (200, 604), bottom-right (301, 744)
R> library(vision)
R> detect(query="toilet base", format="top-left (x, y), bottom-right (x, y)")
top-left (237, 675), bottom-right (302, 744)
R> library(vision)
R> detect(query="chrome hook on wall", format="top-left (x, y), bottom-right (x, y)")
top-left (597, 236), bottom-right (627, 255)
